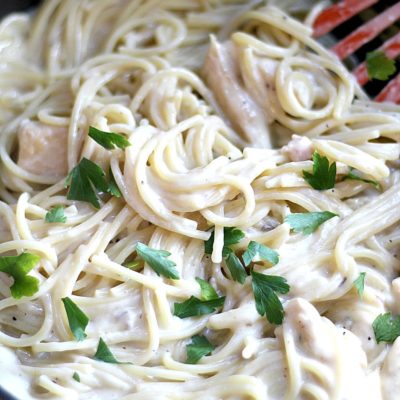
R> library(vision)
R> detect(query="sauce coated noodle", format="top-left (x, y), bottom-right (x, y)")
top-left (0, 1), bottom-right (399, 399)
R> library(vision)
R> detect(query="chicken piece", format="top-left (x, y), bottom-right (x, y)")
top-left (279, 298), bottom-right (375, 400)
top-left (0, 346), bottom-right (33, 400)
top-left (17, 120), bottom-right (68, 178)
top-left (282, 134), bottom-right (313, 162)
top-left (203, 36), bottom-right (271, 148)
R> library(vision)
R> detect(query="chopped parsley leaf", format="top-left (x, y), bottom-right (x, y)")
top-left (204, 227), bottom-right (244, 256)
top-left (123, 259), bottom-right (143, 271)
top-left (366, 51), bottom-right (396, 81)
top-left (251, 271), bottom-right (290, 325)
top-left (94, 338), bottom-right (128, 364)
top-left (136, 242), bottom-right (179, 279)
top-left (284, 211), bottom-right (338, 235)
top-left (173, 295), bottom-right (225, 319)
top-left (225, 251), bottom-right (247, 284)
top-left (65, 158), bottom-right (109, 209)
top-left (0, 253), bottom-right (40, 299)
top-left (373, 312), bottom-right (400, 344)
top-left (242, 241), bottom-right (279, 267)
top-left (45, 206), bottom-right (67, 223)
top-left (186, 335), bottom-right (215, 364)
top-left (195, 277), bottom-right (218, 300)
top-left (62, 297), bottom-right (89, 341)
top-left (108, 167), bottom-right (122, 198)
top-left (303, 152), bottom-right (336, 190)
top-left (353, 272), bottom-right (366, 298)
top-left (72, 372), bottom-right (80, 382)
top-left (88, 126), bottom-right (131, 150)
top-left (342, 168), bottom-right (380, 189)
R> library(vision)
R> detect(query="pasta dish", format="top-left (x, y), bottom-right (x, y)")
top-left (0, 0), bottom-right (399, 399)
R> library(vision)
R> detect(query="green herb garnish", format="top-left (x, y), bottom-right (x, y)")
top-left (373, 313), bottom-right (400, 344)
top-left (0, 253), bottom-right (40, 299)
top-left (173, 296), bottom-right (225, 319)
top-left (342, 168), bottom-right (380, 189)
top-left (94, 338), bottom-right (124, 364)
top-left (88, 126), bottom-right (131, 150)
top-left (136, 242), bottom-right (179, 279)
top-left (285, 211), bottom-right (338, 235)
top-left (62, 297), bottom-right (89, 341)
top-left (225, 251), bottom-right (247, 284)
top-left (303, 152), bottom-right (336, 190)
top-left (65, 158), bottom-right (109, 209)
top-left (242, 241), bottom-right (279, 267)
top-left (108, 167), bottom-right (121, 198)
top-left (72, 372), bottom-right (80, 382)
top-left (204, 227), bottom-right (245, 256)
top-left (186, 335), bottom-right (215, 364)
top-left (124, 259), bottom-right (143, 271)
top-left (45, 206), bottom-right (67, 223)
top-left (195, 277), bottom-right (218, 300)
top-left (366, 51), bottom-right (396, 81)
top-left (251, 271), bottom-right (290, 325)
top-left (353, 272), bottom-right (366, 298)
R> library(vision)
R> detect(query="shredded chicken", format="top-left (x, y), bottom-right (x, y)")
top-left (203, 36), bottom-right (271, 148)
top-left (282, 134), bottom-right (313, 162)
top-left (280, 298), bottom-right (373, 400)
top-left (17, 120), bottom-right (68, 178)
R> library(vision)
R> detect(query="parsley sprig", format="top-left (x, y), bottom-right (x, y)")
top-left (204, 227), bottom-right (244, 257)
top-left (366, 51), bottom-right (396, 81)
top-left (45, 206), bottom-right (67, 223)
top-left (251, 271), bottom-right (290, 325)
top-left (373, 313), bottom-right (400, 344)
top-left (186, 335), bottom-right (215, 364)
top-left (203, 228), bottom-right (288, 324)
top-left (285, 211), bottom-right (338, 235)
top-left (353, 272), bottom-right (366, 298)
top-left (108, 167), bottom-right (122, 197)
top-left (94, 338), bottom-right (126, 363)
top-left (204, 227), bottom-right (247, 283)
top-left (62, 297), bottom-right (89, 341)
top-left (225, 251), bottom-right (247, 284)
top-left (173, 296), bottom-right (225, 318)
top-left (88, 126), bottom-right (131, 150)
top-left (173, 278), bottom-right (224, 318)
top-left (136, 242), bottom-right (179, 279)
top-left (242, 241), bottom-right (279, 266)
top-left (123, 259), bottom-right (143, 271)
top-left (0, 253), bottom-right (40, 299)
top-left (342, 168), bottom-right (380, 189)
top-left (195, 278), bottom-right (218, 300)
top-left (66, 158), bottom-right (119, 209)
top-left (303, 152), bottom-right (336, 190)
